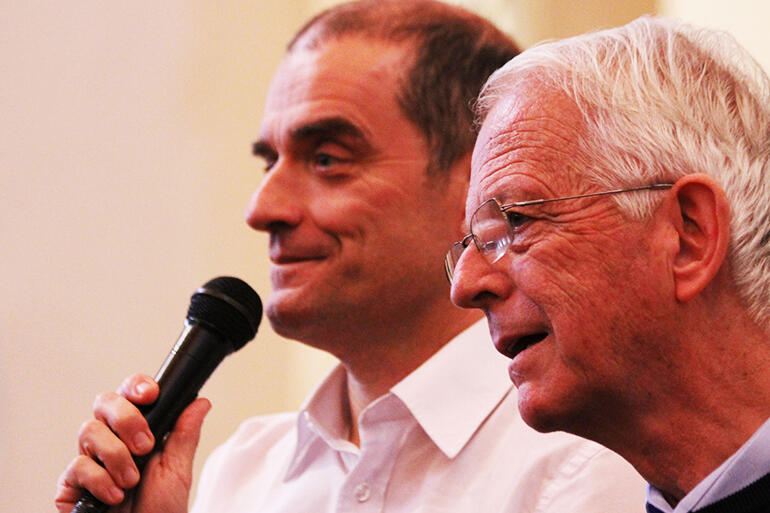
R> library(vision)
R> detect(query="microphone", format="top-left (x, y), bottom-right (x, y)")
top-left (72, 276), bottom-right (262, 513)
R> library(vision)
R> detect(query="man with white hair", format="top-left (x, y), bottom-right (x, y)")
top-left (448, 16), bottom-right (770, 513)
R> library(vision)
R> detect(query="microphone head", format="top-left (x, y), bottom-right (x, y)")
top-left (187, 276), bottom-right (262, 351)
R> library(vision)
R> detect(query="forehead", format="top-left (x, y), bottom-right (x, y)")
top-left (469, 81), bottom-right (585, 209)
top-left (260, 36), bottom-right (411, 142)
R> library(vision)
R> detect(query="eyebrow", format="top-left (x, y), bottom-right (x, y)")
top-left (293, 116), bottom-right (367, 143)
top-left (252, 140), bottom-right (275, 160)
top-left (252, 116), bottom-right (372, 158)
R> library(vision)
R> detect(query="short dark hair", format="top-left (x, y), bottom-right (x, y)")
top-left (288, 0), bottom-right (520, 176)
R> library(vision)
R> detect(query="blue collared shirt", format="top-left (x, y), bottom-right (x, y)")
top-left (646, 416), bottom-right (770, 512)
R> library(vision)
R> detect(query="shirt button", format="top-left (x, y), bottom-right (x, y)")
top-left (354, 483), bottom-right (371, 503)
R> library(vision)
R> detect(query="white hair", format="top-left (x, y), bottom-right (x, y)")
top-left (477, 16), bottom-right (770, 331)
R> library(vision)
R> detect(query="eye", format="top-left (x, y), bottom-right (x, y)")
top-left (314, 152), bottom-right (338, 169)
top-left (480, 239), bottom-right (503, 252)
top-left (506, 210), bottom-right (533, 229)
top-left (254, 151), bottom-right (278, 173)
top-left (309, 142), bottom-right (352, 175)
top-left (262, 156), bottom-right (277, 172)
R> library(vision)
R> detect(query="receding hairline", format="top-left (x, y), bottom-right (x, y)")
top-left (287, 0), bottom-right (499, 53)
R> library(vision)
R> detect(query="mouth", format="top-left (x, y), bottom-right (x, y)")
top-left (272, 256), bottom-right (323, 264)
top-left (268, 239), bottom-right (331, 265)
top-left (270, 251), bottom-right (328, 265)
top-left (499, 332), bottom-right (548, 359)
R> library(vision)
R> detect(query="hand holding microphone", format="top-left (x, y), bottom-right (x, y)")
top-left (55, 277), bottom-right (262, 513)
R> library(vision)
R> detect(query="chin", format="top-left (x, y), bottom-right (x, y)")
top-left (264, 291), bottom-right (313, 336)
top-left (516, 384), bottom-right (572, 433)
top-left (264, 290), bottom-right (344, 350)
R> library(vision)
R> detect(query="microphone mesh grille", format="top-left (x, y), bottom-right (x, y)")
top-left (187, 276), bottom-right (262, 351)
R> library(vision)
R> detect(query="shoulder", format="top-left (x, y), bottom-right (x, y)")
top-left (466, 389), bottom-right (648, 512)
top-left (191, 412), bottom-right (301, 512)
top-left (199, 411), bottom-right (299, 478)
top-left (529, 437), bottom-right (647, 512)
top-left (211, 411), bottom-right (298, 458)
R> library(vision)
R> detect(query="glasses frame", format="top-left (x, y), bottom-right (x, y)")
top-left (445, 183), bottom-right (674, 283)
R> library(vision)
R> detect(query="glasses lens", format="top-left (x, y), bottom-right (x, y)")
top-left (445, 241), bottom-right (466, 283)
top-left (472, 199), bottom-right (513, 264)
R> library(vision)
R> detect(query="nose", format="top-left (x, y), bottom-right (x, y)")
top-left (245, 163), bottom-right (304, 233)
top-left (450, 244), bottom-right (511, 311)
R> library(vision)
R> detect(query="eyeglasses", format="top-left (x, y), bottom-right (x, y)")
top-left (444, 183), bottom-right (673, 283)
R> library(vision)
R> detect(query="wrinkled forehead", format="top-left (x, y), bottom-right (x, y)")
top-left (468, 83), bottom-right (586, 213)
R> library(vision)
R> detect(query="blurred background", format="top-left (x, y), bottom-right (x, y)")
top-left (2, 1), bottom-right (768, 511)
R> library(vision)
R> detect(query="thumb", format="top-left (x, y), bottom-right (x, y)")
top-left (158, 398), bottom-right (211, 480)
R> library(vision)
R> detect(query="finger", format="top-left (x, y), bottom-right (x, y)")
top-left (55, 455), bottom-right (125, 511)
top-left (92, 391), bottom-right (155, 456)
top-left (78, 419), bottom-right (141, 489)
top-left (117, 373), bottom-right (159, 405)
top-left (158, 398), bottom-right (211, 482)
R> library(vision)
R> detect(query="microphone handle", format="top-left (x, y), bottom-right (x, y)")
top-left (70, 323), bottom-right (232, 513)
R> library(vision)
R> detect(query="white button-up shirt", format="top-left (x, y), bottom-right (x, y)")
top-left (191, 320), bottom-right (646, 512)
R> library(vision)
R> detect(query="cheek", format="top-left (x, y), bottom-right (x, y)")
top-left (306, 184), bottom-right (423, 276)
top-left (306, 180), bottom-right (393, 239)
top-left (356, 177), bottom-right (441, 248)
top-left (513, 243), bottom-right (628, 365)
top-left (362, 173), bottom-right (426, 215)
top-left (512, 242), bottom-right (599, 317)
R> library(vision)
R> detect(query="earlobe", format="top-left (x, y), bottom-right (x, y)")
top-left (669, 174), bottom-right (730, 302)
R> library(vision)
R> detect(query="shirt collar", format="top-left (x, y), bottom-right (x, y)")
top-left (390, 318), bottom-right (512, 458)
top-left (285, 365), bottom-right (354, 480)
top-left (285, 319), bottom-right (512, 479)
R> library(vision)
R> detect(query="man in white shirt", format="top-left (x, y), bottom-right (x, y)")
top-left (55, 2), bottom-right (645, 512)
top-left (448, 15), bottom-right (770, 513)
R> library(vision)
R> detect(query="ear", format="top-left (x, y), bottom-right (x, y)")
top-left (667, 174), bottom-right (731, 302)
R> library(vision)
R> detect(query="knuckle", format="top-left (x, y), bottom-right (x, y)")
top-left (105, 437), bottom-right (131, 461)
top-left (109, 410), bottom-right (140, 437)
top-left (92, 391), bottom-right (118, 412)
top-left (72, 454), bottom-right (94, 471)
top-left (63, 454), bottom-right (95, 484)
top-left (109, 409), bottom-right (128, 429)
top-left (78, 419), bottom-right (102, 441)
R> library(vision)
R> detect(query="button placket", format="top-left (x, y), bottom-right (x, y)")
top-left (336, 395), bottom-right (413, 512)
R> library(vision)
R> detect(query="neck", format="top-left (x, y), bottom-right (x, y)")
top-left (341, 307), bottom-right (483, 446)
top-left (596, 303), bottom-right (770, 503)
top-left (624, 392), bottom-right (770, 503)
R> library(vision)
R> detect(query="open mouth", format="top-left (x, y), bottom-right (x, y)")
top-left (505, 332), bottom-right (548, 359)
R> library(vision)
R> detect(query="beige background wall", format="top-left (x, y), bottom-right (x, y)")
top-left (1, 2), bottom-right (765, 512)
